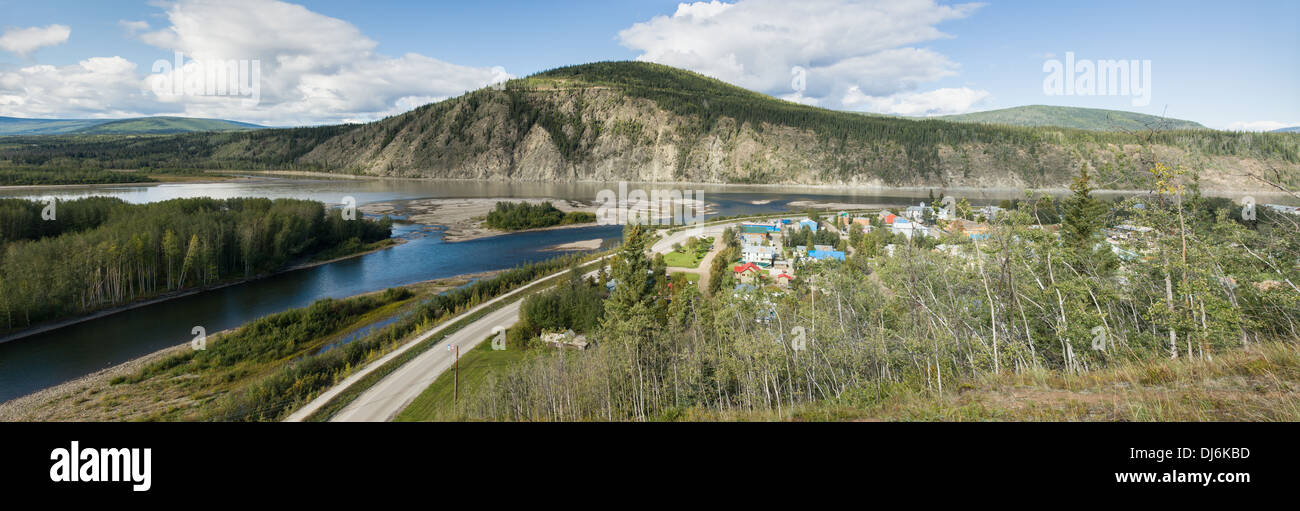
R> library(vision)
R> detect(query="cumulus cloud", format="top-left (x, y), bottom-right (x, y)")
top-left (618, 0), bottom-right (988, 114)
top-left (134, 0), bottom-right (512, 125)
top-left (1225, 120), bottom-right (1297, 132)
top-left (0, 24), bottom-right (72, 57)
top-left (0, 57), bottom-right (161, 118)
top-left (843, 86), bottom-right (990, 116)
top-left (1, 0), bottom-right (510, 125)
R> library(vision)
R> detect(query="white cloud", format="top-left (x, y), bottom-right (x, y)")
top-left (618, 0), bottom-right (989, 113)
top-left (0, 24), bottom-right (71, 57)
top-left (842, 86), bottom-right (990, 116)
top-left (1, 0), bottom-right (510, 125)
top-left (119, 20), bottom-right (150, 34)
top-left (0, 57), bottom-right (161, 118)
top-left (1225, 120), bottom-right (1297, 132)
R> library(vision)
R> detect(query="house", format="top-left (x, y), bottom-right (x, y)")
top-left (775, 272), bottom-right (796, 287)
top-left (808, 249), bottom-right (846, 261)
top-left (1111, 224), bottom-right (1154, 239)
top-left (798, 219), bottom-right (819, 232)
top-left (904, 204), bottom-right (928, 221)
top-left (741, 222), bottom-right (781, 233)
top-left (891, 218), bottom-right (932, 239)
top-left (741, 245), bottom-right (777, 266)
top-left (977, 205), bottom-right (1005, 221)
top-left (540, 329), bottom-right (589, 350)
top-left (948, 219), bottom-right (991, 240)
top-left (739, 232), bottom-right (767, 245)
top-left (1265, 204), bottom-right (1300, 216)
top-left (733, 262), bottom-right (763, 282)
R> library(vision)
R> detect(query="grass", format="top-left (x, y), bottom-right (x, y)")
top-left (395, 340), bottom-right (530, 421)
top-left (300, 255), bottom-right (611, 421)
top-left (664, 249), bottom-right (704, 268)
top-left (687, 342), bottom-right (1300, 422)
top-left (1, 279), bottom-right (467, 421)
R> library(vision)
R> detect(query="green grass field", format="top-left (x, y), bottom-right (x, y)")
top-left (664, 250), bottom-right (704, 268)
top-left (395, 338), bottom-right (531, 421)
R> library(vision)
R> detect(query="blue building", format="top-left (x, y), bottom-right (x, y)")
top-left (798, 219), bottom-right (819, 232)
top-left (741, 222), bottom-right (780, 234)
top-left (808, 249), bottom-right (845, 261)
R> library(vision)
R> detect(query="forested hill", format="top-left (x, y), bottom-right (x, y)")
top-left (0, 116), bottom-right (262, 135)
top-left (934, 105), bottom-right (1206, 131)
top-left (3, 62), bottom-right (1298, 191)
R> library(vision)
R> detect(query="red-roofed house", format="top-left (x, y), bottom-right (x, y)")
top-left (733, 262), bottom-right (762, 283)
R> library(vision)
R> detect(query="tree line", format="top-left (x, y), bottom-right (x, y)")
top-left (0, 197), bottom-right (391, 332)
top-left (484, 201), bottom-right (595, 231)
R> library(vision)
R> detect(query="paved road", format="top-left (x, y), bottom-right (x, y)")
top-left (288, 222), bottom-right (740, 423)
top-left (328, 302), bottom-right (523, 422)
top-left (284, 260), bottom-right (605, 422)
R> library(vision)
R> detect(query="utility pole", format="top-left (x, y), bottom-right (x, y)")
top-left (447, 344), bottom-right (459, 411)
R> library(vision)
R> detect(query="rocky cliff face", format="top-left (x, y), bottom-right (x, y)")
top-left (272, 63), bottom-right (1298, 191)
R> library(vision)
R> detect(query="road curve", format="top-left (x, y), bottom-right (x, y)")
top-left (289, 222), bottom-right (739, 422)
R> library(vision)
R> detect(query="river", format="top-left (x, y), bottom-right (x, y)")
top-left (3, 175), bottom-right (1289, 402)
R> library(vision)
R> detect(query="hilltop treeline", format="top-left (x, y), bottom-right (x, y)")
top-left (0, 197), bottom-right (391, 332)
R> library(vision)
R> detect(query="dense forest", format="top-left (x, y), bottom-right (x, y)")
top-left (0, 162), bottom-right (156, 186)
top-left (450, 162), bottom-right (1300, 421)
top-left (483, 201), bottom-right (596, 231)
top-left (0, 197), bottom-right (391, 332)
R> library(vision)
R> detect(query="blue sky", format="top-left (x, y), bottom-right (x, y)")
top-left (0, 0), bottom-right (1295, 130)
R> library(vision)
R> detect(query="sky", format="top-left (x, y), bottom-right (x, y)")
top-left (0, 0), bottom-right (1295, 130)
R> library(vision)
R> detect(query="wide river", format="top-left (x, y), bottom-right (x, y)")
top-left (1, 176), bottom-right (1288, 402)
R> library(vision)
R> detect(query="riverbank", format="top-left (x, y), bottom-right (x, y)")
top-left (360, 197), bottom-right (599, 242)
top-left (210, 170), bottom-right (1300, 200)
top-left (0, 172), bottom-right (245, 191)
top-left (0, 272), bottom-right (495, 420)
top-left (0, 236), bottom-right (406, 346)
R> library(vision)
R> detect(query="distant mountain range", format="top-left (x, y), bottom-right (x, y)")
top-left (935, 105), bottom-right (1206, 131)
top-left (3, 62), bottom-right (1296, 191)
top-left (1274, 126), bottom-right (1300, 133)
top-left (0, 116), bottom-right (264, 135)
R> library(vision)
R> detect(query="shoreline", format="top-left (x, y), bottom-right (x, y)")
top-left (0, 270), bottom-right (500, 419)
top-left (361, 197), bottom-right (603, 242)
top-left (6, 169), bottom-right (1294, 200)
top-left (0, 172), bottom-right (246, 191)
top-left (207, 170), bottom-right (1298, 197)
top-left (0, 237), bottom-right (407, 346)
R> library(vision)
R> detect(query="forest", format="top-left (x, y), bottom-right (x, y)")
top-left (0, 162), bottom-right (157, 186)
top-left (0, 196), bottom-right (392, 333)
top-left (451, 162), bottom-right (1300, 421)
top-left (483, 201), bottom-right (596, 231)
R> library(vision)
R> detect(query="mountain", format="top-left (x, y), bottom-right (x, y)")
top-left (1273, 126), bottom-right (1300, 133)
top-left (0, 116), bottom-right (263, 135)
top-left (3, 62), bottom-right (1296, 190)
top-left (936, 105), bottom-right (1206, 131)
